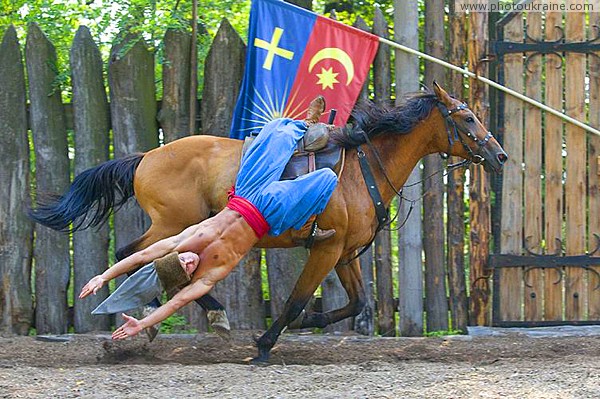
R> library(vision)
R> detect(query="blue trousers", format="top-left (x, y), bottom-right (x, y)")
top-left (235, 118), bottom-right (338, 236)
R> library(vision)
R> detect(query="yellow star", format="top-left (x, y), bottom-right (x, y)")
top-left (316, 67), bottom-right (339, 90)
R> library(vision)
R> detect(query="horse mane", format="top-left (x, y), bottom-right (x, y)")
top-left (330, 91), bottom-right (439, 149)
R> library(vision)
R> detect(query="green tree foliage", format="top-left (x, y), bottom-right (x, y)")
top-left (0, 0), bottom-right (250, 98)
top-left (0, 0), bottom-right (397, 99)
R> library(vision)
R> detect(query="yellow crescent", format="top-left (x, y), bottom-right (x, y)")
top-left (308, 47), bottom-right (354, 85)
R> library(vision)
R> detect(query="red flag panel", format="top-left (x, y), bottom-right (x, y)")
top-left (285, 16), bottom-right (379, 125)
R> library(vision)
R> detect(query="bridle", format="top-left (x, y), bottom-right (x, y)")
top-left (436, 101), bottom-right (494, 164)
top-left (348, 100), bottom-right (496, 263)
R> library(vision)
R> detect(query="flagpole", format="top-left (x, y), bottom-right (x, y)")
top-left (378, 36), bottom-right (600, 137)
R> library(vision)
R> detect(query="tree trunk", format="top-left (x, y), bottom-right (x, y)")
top-left (159, 29), bottom-right (191, 142)
top-left (200, 19), bottom-right (246, 136)
top-left (0, 26), bottom-right (34, 336)
top-left (423, 0), bottom-right (449, 333)
top-left (394, 0), bottom-right (423, 337)
top-left (26, 22), bottom-right (71, 334)
top-left (70, 26), bottom-right (111, 333)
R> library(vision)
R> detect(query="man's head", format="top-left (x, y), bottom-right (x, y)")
top-left (155, 251), bottom-right (199, 291)
top-left (178, 251), bottom-right (200, 277)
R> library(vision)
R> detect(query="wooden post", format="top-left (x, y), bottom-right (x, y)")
top-left (372, 6), bottom-right (395, 337)
top-left (564, 5), bottom-right (587, 320)
top-left (189, 0), bottom-right (198, 134)
top-left (523, 12), bottom-right (543, 322)
top-left (194, 19), bottom-right (262, 330)
top-left (355, 249), bottom-right (375, 335)
top-left (543, 10), bottom-right (565, 322)
top-left (159, 29), bottom-right (191, 142)
top-left (588, 1), bottom-right (600, 320)
top-left (212, 251), bottom-right (265, 329)
top-left (394, 0), bottom-right (423, 336)
top-left (321, 271), bottom-right (351, 332)
top-left (467, 9), bottom-right (491, 326)
top-left (317, 4), bottom-right (353, 334)
top-left (186, 18), bottom-right (247, 331)
top-left (355, 16), bottom-right (371, 103)
top-left (423, 0), bottom-right (449, 332)
top-left (446, 3), bottom-right (468, 333)
top-left (286, 0), bottom-right (312, 9)
top-left (353, 15), bottom-right (375, 336)
top-left (108, 34), bottom-right (159, 325)
top-left (0, 26), bottom-right (34, 335)
top-left (25, 22), bottom-right (70, 334)
top-left (499, 15), bottom-right (524, 323)
top-left (267, 249), bottom-right (309, 322)
top-left (70, 26), bottom-right (111, 332)
top-left (265, 0), bottom-right (317, 331)
top-left (200, 18), bottom-right (246, 136)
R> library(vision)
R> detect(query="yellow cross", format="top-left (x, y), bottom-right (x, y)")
top-left (254, 27), bottom-right (294, 70)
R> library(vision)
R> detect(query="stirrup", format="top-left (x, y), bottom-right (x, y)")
top-left (304, 221), bottom-right (336, 248)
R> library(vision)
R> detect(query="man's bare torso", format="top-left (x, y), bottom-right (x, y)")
top-left (175, 208), bottom-right (259, 284)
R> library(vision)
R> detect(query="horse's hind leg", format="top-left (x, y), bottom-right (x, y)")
top-left (295, 257), bottom-right (366, 329)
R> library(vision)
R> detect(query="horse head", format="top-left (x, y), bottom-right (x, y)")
top-left (432, 81), bottom-right (508, 173)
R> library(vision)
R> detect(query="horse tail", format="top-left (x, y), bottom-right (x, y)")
top-left (28, 153), bottom-right (145, 232)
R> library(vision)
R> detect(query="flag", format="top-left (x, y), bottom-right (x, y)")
top-left (230, 0), bottom-right (379, 139)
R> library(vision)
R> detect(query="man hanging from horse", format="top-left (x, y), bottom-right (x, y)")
top-left (79, 97), bottom-right (340, 340)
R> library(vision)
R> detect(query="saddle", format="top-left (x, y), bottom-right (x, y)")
top-left (241, 122), bottom-right (344, 181)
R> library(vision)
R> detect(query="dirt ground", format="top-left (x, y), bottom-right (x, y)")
top-left (0, 330), bottom-right (598, 399)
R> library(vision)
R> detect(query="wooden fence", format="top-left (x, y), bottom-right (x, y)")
top-left (493, 6), bottom-right (600, 326)
top-left (4, 4), bottom-right (589, 337)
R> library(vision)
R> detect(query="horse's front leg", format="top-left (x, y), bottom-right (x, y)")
top-left (254, 243), bottom-right (343, 363)
top-left (293, 257), bottom-right (366, 329)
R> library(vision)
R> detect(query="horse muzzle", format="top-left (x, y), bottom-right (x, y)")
top-left (479, 144), bottom-right (508, 173)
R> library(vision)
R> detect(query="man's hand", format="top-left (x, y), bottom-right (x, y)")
top-left (112, 314), bottom-right (144, 340)
top-left (79, 275), bottom-right (106, 299)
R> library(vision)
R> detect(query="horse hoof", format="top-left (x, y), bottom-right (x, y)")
top-left (142, 306), bottom-right (160, 342)
top-left (287, 309), bottom-right (307, 330)
top-left (252, 332), bottom-right (263, 344)
top-left (249, 354), bottom-right (270, 365)
top-left (207, 310), bottom-right (231, 340)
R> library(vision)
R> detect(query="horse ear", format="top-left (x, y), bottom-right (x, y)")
top-left (432, 81), bottom-right (452, 106)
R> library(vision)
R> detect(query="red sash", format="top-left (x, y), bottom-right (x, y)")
top-left (226, 187), bottom-right (270, 238)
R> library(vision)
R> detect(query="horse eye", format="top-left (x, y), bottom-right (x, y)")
top-left (465, 116), bottom-right (475, 123)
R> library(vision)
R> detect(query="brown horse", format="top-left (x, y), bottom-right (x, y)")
top-left (30, 82), bottom-right (507, 361)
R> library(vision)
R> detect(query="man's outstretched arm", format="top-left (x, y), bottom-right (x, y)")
top-left (79, 223), bottom-right (200, 298)
top-left (111, 277), bottom-right (213, 339)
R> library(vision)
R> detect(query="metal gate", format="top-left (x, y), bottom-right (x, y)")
top-left (490, 4), bottom-right (600, 326)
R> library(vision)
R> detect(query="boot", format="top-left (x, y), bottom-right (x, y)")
top-left (291, 215), bottom-right (336, 245)
top-left (142, 305), bottom-right (161, 342)
top-left (305, 96), bottom-right (326, 125)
